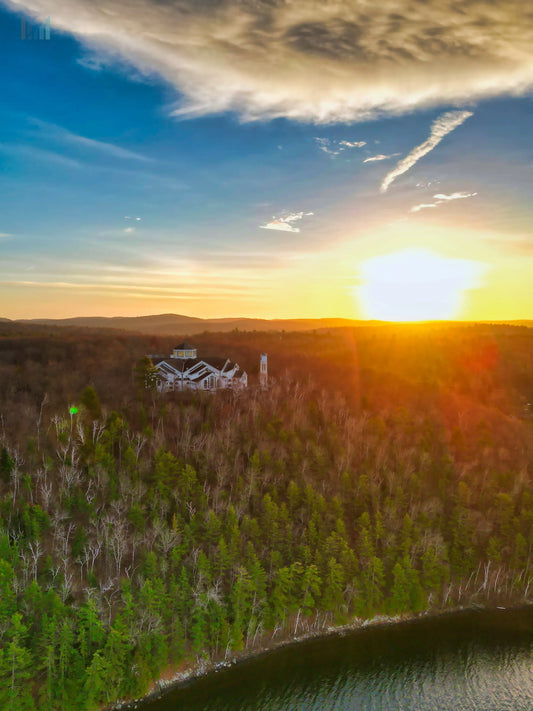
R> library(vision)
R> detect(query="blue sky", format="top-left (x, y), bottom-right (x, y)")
top-left (1, 1), bottom-right (532, 320)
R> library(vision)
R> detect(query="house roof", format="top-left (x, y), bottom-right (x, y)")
top-left (175, 342), bottom-right (195, 350)
top-left (154, 356), bottom-right (238, 376)
top-left (153, 357), bottom-right (196, 372)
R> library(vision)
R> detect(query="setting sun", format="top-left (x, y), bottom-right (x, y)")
top-left (357, 249), bottom-right (483, 322)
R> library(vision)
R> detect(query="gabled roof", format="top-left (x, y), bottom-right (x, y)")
top-left (153, 357), bottom-right (196, 373)
top-left (153, 359), bottom-right (180, 373)
top-left (204, 357), bottom-right (231, 371)
top-left (153, 356), bottom-right (238, 377)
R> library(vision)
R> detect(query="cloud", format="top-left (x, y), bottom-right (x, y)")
top-left (0, 233), bottom-right (13, 238)
top-left (315, 137), bottom-right (365, 155)
top-left (29, 118), bottom-right (151, 162)
top-left (364, 154), bottom-right (399, 163)
top-left (65, 133), bottom-right (150, 162)
top-left (315, 138), bottom-right (339, 156)
top-left (416, 181), bottom-right (440, 189)
top-left (260, 211), bottom-right (314, 233)
top-left (0, 143), bottom-right (82, 169)
top-left (410, 203), bottom-right (438, 213)
top-left (410, 190), bottom-right (478, 212)
top-left (380, 111), bottom-right (473, 192)
top-left (433, 191), bottom-right (478, 201)
top-left (76, 54), bottom-right (106, 72)
top-left (260, 221), bottom-right (300, 233)
top-left (8, 0), bottom-right (530, 123)
top-left (338, 140), bottom-right (366, 149)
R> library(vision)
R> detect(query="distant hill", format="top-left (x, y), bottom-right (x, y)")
top-left (16, 313), bottom-right (205, 333)
top-left (12, 313), bottom-right (381, 334)
top-left (2, 314), bottom-right (532, 335)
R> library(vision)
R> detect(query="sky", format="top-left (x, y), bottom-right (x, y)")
top-left (0, 0), bottom-right (532, 321)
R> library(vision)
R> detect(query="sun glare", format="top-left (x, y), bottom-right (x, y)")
top-left (357, 249), bottom-right (482, 322)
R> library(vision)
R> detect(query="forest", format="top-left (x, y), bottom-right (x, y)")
top-left (0, 321), bottom-right (532, 709)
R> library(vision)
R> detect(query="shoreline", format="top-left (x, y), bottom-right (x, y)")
top-left (110, 599), bottom-right (532, 710)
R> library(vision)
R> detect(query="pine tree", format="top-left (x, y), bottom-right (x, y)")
top-left (0, 559), bottom-right (16, 626)
top-left (84, 651), bottom-right (109, 710)
top-left (0, 613), bottom-right (36, 711)
top-left (322, 558), bottom-right (346, 622)
top-left (80, 386), bottom-right (102, 420)
top-left (301, 564), bottom-right (322, 617)
top-left (390, 561), bottom-right (410, 613)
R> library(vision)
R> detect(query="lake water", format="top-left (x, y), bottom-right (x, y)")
top-left (141, 607), bottom-right (533, 711)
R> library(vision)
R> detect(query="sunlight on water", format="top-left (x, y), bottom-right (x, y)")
top-left (141, 609), bottom-right (533, 711)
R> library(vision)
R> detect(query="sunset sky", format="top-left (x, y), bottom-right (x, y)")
top-left (1, 0), bottom-right (532, 321)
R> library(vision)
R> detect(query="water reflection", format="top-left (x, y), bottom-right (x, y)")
top-left (142, 608), bottom-right (533, 711)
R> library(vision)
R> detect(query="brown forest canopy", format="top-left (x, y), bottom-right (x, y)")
top-left (0, 321), bottom-right (532, 708)
top-left (0, 321), bottom-right (532, 444)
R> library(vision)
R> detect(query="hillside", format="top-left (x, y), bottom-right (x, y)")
top-left (0, 322), bottom-right (532, 709)
top-left (2, 313), bottom-right (531, 336)
top-left (8, 313), bottom-right (374, 334)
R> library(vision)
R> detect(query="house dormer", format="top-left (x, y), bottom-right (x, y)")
top-left (172, 342), bottom-right (197, 359)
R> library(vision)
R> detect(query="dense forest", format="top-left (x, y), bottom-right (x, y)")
top-left (0, 322), bottom-right (532, 709)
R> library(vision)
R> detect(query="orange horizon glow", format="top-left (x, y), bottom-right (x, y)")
top-left (1, 224), bottom-right (532, 322)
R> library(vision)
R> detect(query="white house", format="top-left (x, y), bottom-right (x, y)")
top-left (150, 343), bottom-right (248, 393)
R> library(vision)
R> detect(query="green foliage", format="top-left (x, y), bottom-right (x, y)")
top-left (80, 386), bottom-right (101, 420)
top-left (134, 356), bottom-right (158, 391)
top-left (0, 613), bottom-right (36, 711)
top-left (390, 562), bottom-right (410, 613)
top-left (0, 447), bottom-right (14, 483)
top-left (1, 324), bottom-right (532, 707)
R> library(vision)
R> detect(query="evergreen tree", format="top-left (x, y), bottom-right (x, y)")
top-left (390, 562), bottom-right (410, 613)
top-left (0, 613), bottom-right (36, 711)
top-left (0, 447), bottom-right (14, 484)
top-left (80, 386), bottom-right (102, 420)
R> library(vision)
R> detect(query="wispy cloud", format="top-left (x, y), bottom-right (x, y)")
top-left (29, 118), bottom-right (151, 162)
top-left (76, 54), bottom-right (106, 72)
top-left (67, 134), bottom-right (150, 162)
top-left (260, 212), bottom-right (314, 233)
top-left (410, 203), bottom-right (439, 213)
top-left (315, 137), bottom-right (365, 156)
top-left (2, 280), bottom-right (252, 299)
top-left (433, 192), bottom-right (478, 201)
top-left (380, 111), bottom-right (473, 193)
top-left (0, 143), bottom-right (82, 169)
top-left (410, 190), bottom-right (478, 213)
top-left (338, 140), bottom-right (366, 149)
top-left (364, 154), bottom-right (399, 163)
top-left (6, 1), bottom-right (533, 123)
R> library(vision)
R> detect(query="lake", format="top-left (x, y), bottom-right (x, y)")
top-left (141, 607), bottom-right (533, 711)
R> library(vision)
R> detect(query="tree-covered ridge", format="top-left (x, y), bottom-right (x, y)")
top-left (0, 324), bottom-right (532, 709)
